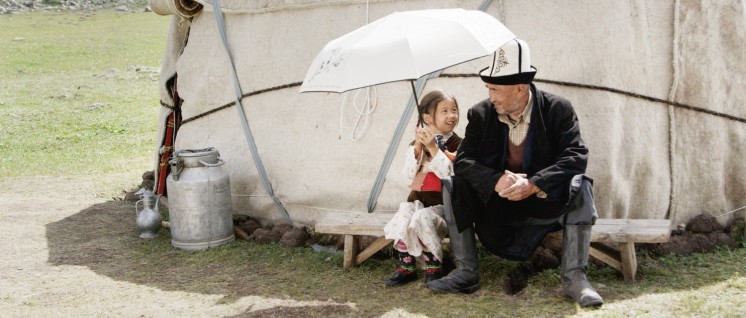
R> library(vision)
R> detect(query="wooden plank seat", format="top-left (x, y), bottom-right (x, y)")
top-left (314, 211), bottom-right (671, 282)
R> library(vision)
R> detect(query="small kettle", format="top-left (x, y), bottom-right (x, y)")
top-left (135, 191), bottom-right (161, 239)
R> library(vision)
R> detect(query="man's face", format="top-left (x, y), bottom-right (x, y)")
top-left (486, 83), bottom-right (523, 118)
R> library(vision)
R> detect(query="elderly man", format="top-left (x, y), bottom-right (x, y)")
top-left (426, 39), bottom-right (603, 307)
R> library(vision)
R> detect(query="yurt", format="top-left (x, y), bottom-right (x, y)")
top-left (149, 0), bottom-right (746, 229)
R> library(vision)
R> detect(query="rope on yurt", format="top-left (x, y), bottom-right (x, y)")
top-left (365, 0), bottom-right (495, 213)
top-left (178, 82), bottom-right (302, 125)
top-left (177, 74), bottom-right (746, 127)
top-left (666, 0), bottom-right (681, 221)
top-left (440, 74), bottom-right (746, 124)
top-left (212, 0), bottom-right (293, 225)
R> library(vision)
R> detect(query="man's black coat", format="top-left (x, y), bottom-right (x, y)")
top-left (453, 84), bottom-right (589, 233)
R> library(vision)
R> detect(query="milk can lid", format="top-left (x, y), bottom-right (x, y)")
top-left (175, 147), bottom-right (218, 158)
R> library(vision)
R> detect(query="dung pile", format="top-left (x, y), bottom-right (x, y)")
top-left (647, 214), bottom-right (743, 256)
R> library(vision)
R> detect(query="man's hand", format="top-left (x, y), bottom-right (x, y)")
top-left (495, 170), bottom-right (537, 201)
top-left (494, 170), bottom-right (526, 193)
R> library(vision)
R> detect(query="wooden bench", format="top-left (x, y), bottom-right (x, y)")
top-left (587, 218), bottom-right (671, 281)
top-left (314, 212), bottom-right (671, 282)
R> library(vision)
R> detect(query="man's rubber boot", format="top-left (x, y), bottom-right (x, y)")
top-left (561, 225), bottom-right (604, 307)
top-left (426, 178), bottom-right (480, 294)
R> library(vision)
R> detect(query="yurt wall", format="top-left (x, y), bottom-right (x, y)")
top-left (151, 0), bottom-right (746, 228)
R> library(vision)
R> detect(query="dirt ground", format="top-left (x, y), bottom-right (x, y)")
top-left (0, 174), bottom-right (366, 318)
top-left (4, 174), bottom-right (743, 317)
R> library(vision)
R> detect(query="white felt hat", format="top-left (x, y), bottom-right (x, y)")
top-left (479, 39), bottom-right (537, 85)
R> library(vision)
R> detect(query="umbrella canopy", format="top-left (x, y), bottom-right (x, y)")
top-left (299, 8), bottom-right (515, 93)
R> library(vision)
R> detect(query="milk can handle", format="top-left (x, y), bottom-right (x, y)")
top-left (200, 158), bottom-right (225, 167)
top-left (169, 157), bottom-right (184, 180)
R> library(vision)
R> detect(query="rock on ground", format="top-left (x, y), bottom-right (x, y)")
top-left (279, 227), bottom-right (310, 247)
top-left (686, 214), bottom-right (723, 234)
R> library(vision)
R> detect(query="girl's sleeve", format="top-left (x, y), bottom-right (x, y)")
top-left (428, 150), bottom-right (454, 179)
top-left (402, 146), bottom-right (419, 181)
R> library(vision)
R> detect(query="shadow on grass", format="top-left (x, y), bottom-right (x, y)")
top-left (45, 200), bottom-right (745, 317)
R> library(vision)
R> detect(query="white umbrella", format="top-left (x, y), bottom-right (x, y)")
top-left (299, 8), bottom-right (515, 94)
top-left (299, 8), bottom-right (515, 213)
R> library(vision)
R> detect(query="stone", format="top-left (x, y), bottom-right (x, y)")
top-left (529, 246), bottom-right (559, 270)
top-left (279, 227), bottom-right (309, 247)
top-left (249, 228), bottom-right (283, 244)
top-left (271, 223), bottom-right (294, 236)
top-left (686, 214), bottom-right (723, 234)
top-left (140, 179), bottom-right (154, 191)
top-left (142, 170), bottom-right (155, 180)
top-left (707, 232), bottom-right (736, 248)
top-left (541, 230), bottom-right (563, 256)
top-left (123, 190), bottom-right (139, 202)
top-left (725, 217), bottom-right (745, 242)
top-left (655, 232), bottom-right (719, 256)
top-left (238, 219), bottom-right (261, 236)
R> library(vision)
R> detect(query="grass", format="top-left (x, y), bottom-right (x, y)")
top-left (0, 10), bottom-right (169, 179)
top-left (5, 10), bottom-right (746, 318)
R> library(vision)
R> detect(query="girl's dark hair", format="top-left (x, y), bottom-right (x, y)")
top-left (418, 90), bottom-right (459, 126)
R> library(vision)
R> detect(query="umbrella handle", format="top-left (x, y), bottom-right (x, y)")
top-left (411, 80), bottom-right (423, 127)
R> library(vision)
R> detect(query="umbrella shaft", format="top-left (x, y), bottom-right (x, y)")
top-left (411, 80), bottom-right (422, 127)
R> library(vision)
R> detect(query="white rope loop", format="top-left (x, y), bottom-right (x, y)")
top-left (339, 0), bottom-right (378, 141)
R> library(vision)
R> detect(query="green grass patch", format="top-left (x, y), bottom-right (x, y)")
top-left (0, 11), bottom-right (170, 179)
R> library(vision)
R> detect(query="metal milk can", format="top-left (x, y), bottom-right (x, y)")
top-left (166, 147), bottom-right (235, 251)
top-left (135, 191), bottom-right (161, 239)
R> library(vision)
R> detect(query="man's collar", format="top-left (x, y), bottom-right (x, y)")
top-left (521, 90), bottom-right (533, 124)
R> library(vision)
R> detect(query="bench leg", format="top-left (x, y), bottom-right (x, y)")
top-left (589, 245), bottom-right (622, 272)
top-left (355, 237), bottom-right (393, 265)
top-left (619, 242), bottom-right (637, 282)
top-left (343, 235), bottom-right (359, 270)
top-left (589, 242), bottom-right (638, 282)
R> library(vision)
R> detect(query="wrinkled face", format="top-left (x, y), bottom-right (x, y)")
top-left (423, 98), bottom-right (459, 134)
top-left (486, 83), bottom-right (525, 118)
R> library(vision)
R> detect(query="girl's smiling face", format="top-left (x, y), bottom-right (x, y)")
top-left (424, 98), bottom-right (459, 134)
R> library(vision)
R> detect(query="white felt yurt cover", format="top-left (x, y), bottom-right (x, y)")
top-left (150, 0), bottom-right (746, 229)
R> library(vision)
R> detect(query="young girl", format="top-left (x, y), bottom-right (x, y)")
top-left (383, 90), bottom-right (461, 286)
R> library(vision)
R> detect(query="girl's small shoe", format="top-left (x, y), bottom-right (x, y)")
top-left (425, 269), bottom-right (443, 284)
top-left (385, 270), bottom-right (418, 286)
top-left (388, 249), bottom-right (417, 286)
